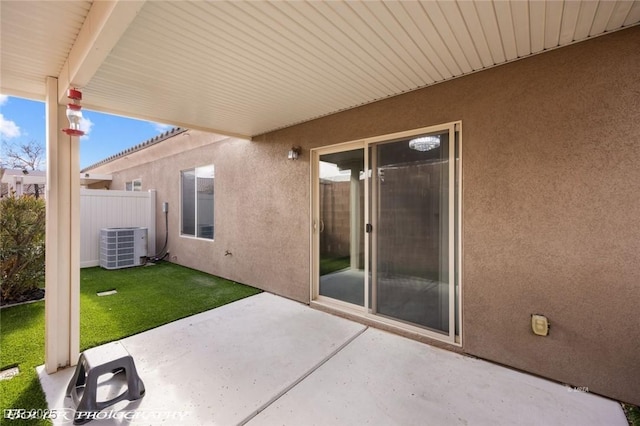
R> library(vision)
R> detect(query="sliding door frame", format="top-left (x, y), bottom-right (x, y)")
top-left (310, 121), bottom-right (462, 346)
top-left (310, 140), bottom-right (366, 308)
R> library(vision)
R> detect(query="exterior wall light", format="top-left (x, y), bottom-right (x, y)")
top-left (409, 135), bottom-right (440, 152)
top-left (62, 88), bottom-right (85, 137)
top-left (288, 146), bottom-right (301, 160)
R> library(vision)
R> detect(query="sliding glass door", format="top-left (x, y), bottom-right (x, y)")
top-left (371, 128), bottom-right (454, 334)
top-left (316, 148), bottom-right (365, 306)
top-left (312, 122), bottom-right (460, 342)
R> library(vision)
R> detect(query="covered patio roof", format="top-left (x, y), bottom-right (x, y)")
top-left (2, 0), bottom-right (639, 138)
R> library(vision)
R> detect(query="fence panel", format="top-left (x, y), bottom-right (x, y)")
top-left (80, 189), bottom-right (156, 268)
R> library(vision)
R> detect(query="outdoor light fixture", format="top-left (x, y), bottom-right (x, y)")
top-left (409, 135), bottom-right (440, 152)
top-left (62, 88), bottom-right (85, 137)
top-left (288, 146), bottom-right (301, 160)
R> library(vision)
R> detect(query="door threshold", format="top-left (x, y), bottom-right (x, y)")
top-left (310, 299), bottom-right (461, 349)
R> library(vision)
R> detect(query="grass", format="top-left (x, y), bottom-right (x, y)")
top-left (78, 263), bottom-right (260, 348)
top-left (624, 404), bottom-right (640, 426)
top-left (0, 262), bottom-right (261, 425)
top-left (0, 302), bottom-right (48, 425)
top-left (319, 256), bottom-right (350, 276)
top-left (3, 262), bottom-right (639, 425)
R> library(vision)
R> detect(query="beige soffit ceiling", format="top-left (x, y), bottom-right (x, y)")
top-left (1, 1), bottom-right (92, 100)
top-left (2, 1), bottom-right (640, 138)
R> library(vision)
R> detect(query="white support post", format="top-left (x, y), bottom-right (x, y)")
top-left (45, 77), bottom-right (61, 373)
top-left (44, 0), bottom-right (144, 374)
top-left (44, 76), bottom-right (80, 373)
top-left (70, 109), bottom-right (81, 366)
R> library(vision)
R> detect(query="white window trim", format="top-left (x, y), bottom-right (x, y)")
top-left (124, 178), bottom-right (142, 191)
top-left (179, 165), bottom-right (215, 241)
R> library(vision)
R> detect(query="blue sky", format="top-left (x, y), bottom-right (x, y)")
top-left (0, 94), bottom-right (173, 169)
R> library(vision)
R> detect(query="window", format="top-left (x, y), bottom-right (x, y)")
top-left (125, 179), bottom-right (142, 191)
top-left (181, 165), bottom-right (214, 239)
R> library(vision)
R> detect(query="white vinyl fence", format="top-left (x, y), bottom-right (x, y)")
top-left (80, 189), bottom-right (156, 268)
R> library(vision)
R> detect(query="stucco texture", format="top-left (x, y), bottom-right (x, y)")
top-left (255, 27), bottom-right (640, 405)
top-left (89, 131), bottom-right (311, 303)
top-left (88, 26), bottom-right (640, 405)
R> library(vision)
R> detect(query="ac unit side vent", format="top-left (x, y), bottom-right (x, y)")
top-left (99, 227), bottom-right (148, 270)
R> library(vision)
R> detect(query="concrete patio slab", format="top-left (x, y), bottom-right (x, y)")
top-left (38, 292), bottom-right (626, 425)
top-left (38, 293), bottom-right (366, 425)
top-left (249, 327), bottom-right (626, 426)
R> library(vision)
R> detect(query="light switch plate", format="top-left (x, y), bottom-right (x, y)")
top-left (531, 314), bottom-right (549, 336)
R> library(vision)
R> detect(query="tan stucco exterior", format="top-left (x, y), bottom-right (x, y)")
top-left (87, 26), bottom-right (640, 405)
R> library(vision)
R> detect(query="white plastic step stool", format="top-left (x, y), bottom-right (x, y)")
top-left (66, 341), bottom-right (145, 425)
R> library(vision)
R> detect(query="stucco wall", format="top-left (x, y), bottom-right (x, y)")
top-left (88, 131), bottom-right (312, 302)
top-left (254, 26), bottom-right (640, 405)
top-left (88, 26), bottom-right (640, 405)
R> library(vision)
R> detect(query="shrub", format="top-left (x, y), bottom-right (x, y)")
top-left (0, 194), bottom-right (46, 303)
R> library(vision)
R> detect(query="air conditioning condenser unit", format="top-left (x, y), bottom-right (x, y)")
top-left (100, 227), bottom-right (148, 270)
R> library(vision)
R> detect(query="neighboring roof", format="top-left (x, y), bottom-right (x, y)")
top-left (2, 1), bottom-right (639, 138)
top-left (1, 168), bottom-right (111, 184)
top-left (1, 168), bottom-right (46, 178)
top-left (1, 169), bottom-right (46, 197)
top-left (81, 127), bottom-right (187, 172)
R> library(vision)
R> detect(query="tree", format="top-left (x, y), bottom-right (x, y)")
top-left (0, 194), bottom-right (46, 303)
top-left (3, 139), bottom-right (44, 170)
top-left (2, 139), bottom-right (45, 198)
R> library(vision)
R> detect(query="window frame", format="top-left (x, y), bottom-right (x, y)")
top-left (124, 178), bottom-right (142, 191)
top-left (310, 121), bottom-right (462, 346)
top-left (180, 165), bottom-right (215, 241)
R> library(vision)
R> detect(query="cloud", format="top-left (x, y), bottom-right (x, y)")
top-left (0, 95), bottom-right (8, 106)
top-left (152, 122), bottom-right (173, 133)
top-left (79, 116), bottom-right (93, 139)
top-left (0, 113), bottom-right (21, 139)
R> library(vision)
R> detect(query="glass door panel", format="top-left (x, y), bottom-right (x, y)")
top-left (373, 130), bottom-right (453, 334)
top-left (312, 123), bottom-right (460, 342)
top-left (318, 149), bottom-right (365, 306)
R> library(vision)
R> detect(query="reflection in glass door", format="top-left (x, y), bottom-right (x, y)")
top-left (317, 149), bottom-right (365, 306)
top-left (372, 129), bottom-right (455, 334)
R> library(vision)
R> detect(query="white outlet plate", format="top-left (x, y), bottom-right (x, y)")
top-left (531, 314), bottom-right (549, 336)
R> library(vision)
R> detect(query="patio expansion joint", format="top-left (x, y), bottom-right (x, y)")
top-left (237, 325), bottom-right (369, 426)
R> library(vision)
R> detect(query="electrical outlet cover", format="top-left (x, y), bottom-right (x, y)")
top-left (531, 314), bottom-right (549, 336)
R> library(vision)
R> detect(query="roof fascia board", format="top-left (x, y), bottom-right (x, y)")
top-left (79, 102), bottom-right (253, 141)
top-left (0, 88), bottom-right (45, 102)
top-left (57, 0), bottom-right (146, 103)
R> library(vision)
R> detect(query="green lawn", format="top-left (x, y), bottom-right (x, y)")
top-left (0, 263), bottom-right (261, 425)
top-left (625, 404), bottom-right (640, 426)
top-left (2, 263), bottom-right (639, 425)
top-left (319, 256), bottom-right (350, 276)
